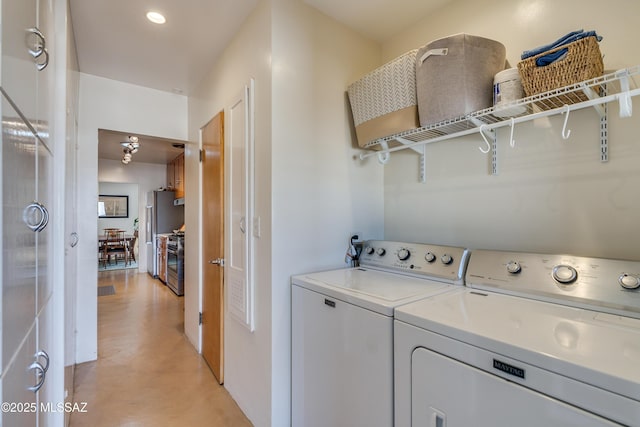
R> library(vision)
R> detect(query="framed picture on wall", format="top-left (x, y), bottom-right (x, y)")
top-left (98, 195), bottom-right (129, 218)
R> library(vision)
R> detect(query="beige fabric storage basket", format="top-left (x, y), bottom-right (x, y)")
top-left (347, 50), bottom-right (419, 148)
top-left (416, 34), bottom-right (506, 126)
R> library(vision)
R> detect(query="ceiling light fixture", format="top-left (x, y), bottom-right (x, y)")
top-left (120, 141), bottom-right (140, 153)
top-left (128, 135), bottom-right (139, 143)
top-left (120, 140), bottom-right (140, 165)
top-left (146, 11), bottom-right (166, 24)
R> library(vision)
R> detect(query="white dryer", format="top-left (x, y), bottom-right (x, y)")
top-left (395, 249), bottom-right (640, 426)
top-left (291, 240), bottom-right (469, 427)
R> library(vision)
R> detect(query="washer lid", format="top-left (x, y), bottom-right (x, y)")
top-left (395, 289), bottom-right (640, 401)
top-left (291, 267), bottom-right (455, 316)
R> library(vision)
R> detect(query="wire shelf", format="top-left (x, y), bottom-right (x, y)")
top-left (362, 65), bottom-right (640, 151)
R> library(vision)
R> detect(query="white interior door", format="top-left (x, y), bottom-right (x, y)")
top-left (225, 79), bottom-right (255, 331)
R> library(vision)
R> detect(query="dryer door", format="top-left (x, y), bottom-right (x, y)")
top-left (411, 347), bottom-right (617, 426)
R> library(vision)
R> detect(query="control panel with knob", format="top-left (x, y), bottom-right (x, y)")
top-left (552, 265), bottom-right (578, 284)
top-left (506, 261), bottom-right (521, 274)
top-left (356, 240), bottom-right (468, 284)
top-left (465, 249), bottom-right (640, 320)
top-left (397, 248), bottom-right (410, 261)
top-left (619, 273), bottom-right (640, 290)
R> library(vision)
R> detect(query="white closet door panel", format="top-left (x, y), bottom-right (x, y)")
top-left (1, 0), bottom-right (38, 123)
top-left (1, 93), bottom-right (37, 373)
top-left (36, 133), bottom-right (52, 315)
top-left (1, 322), bottom-right (38, 427)
top-left (34, 0), bottom-right (53, 150)
top-left (226, 81), bottom-right (254, 330)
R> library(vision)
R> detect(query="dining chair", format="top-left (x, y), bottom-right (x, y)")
top-left (105, 229), bottom-right (128, 266)
top-left (126, 234), bottom-right (137, 263)
top-left (98, 239), bottom-right (109, 268)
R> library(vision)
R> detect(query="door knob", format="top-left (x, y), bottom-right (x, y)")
top-left (209, 258), bottom-right (225, 266)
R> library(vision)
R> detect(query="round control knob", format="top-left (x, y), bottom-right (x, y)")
top-left (506, 261), bottom-right (522, 274)
top-left (397, 248), bottom-right (411, 261)
top-left (441, 254), bottom-right (453, 265)
top-left (365, 246), bottom-right (374, 255)
top-left (619, 273), bottom-right (640, 290)
top-left (552, 265), bottom-right (578, 284)
top-left (425, 252), bottom-right (436, 263)
top-left (376, 248), bottom-right (386, 256)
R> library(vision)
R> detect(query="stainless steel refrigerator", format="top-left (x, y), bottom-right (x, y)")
top-left (146, 190), bottom-right (184, 277)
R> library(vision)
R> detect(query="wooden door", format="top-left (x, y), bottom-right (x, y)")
top-left (201, 111), bottom-right (224, 383)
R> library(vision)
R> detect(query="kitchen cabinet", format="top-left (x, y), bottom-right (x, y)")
top-left (166, 159), bottom-right (175, 190)
top-left (1, 0), bottom-right (55, 423)
top-left (166, 153), bottom-right (185, 198)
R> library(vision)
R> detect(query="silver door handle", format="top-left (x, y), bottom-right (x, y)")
top-left (26, 27), bottom-right (46, 58)
top-left (36, 350), bottom-right (50, 373)
top-left (209, 258), bottom-right (225, 266)
top-left (35, 48), bottom-right (49, 71)
top-left (70, 232), bottom-right (79, 248)
top-left (27, 361), bottom-right (46, 393)
top-left (23, 201), bottom-right (49, 232)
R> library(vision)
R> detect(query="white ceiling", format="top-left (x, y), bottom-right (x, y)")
top-left (97, 129), bottom-right (185, 164)
top-left (69, 0), bottom-right (258, 95)
top-left (303, 0), bottom-right (454, 43)
top-left (70, 0), bottom-right (452, 163)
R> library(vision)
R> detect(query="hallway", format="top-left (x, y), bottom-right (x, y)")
top-left (70, 270), bottom-right (251, 426)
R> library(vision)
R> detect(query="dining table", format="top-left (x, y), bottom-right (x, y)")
top-left (98, 233), bottom-right (136, 243)
top-left (98, 232), bottom-right (137, 264)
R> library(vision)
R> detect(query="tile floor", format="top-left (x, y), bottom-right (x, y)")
top-left (70, 269), bottom-right (252, 427)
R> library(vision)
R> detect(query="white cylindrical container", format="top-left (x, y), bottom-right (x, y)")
top-left (493, 68), bottom-right (526, 117)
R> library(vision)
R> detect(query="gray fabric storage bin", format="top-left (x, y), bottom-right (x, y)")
top-left (416, 34), bottom-right (506, 126)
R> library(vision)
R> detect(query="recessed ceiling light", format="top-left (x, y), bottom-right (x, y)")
top-left (146, 11), bottom-right (166, 24)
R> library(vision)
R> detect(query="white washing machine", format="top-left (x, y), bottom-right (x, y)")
top-left (291, 240), bottom-right (469, 427)
top-left (395, 249), bottom-right (640, 427)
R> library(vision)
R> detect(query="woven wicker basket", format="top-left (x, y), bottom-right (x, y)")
top-left (517, 36), bottom-right (604, 98)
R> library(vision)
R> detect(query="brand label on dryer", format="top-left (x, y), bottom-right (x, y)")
top-left (493, 359), bottom-right (525, 379)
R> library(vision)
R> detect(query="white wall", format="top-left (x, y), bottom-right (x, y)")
top-left (270, 0), bottom-right (383, 424)
top-left (379, 0), bottom-right (640, 260)
top-left (187, 0), bottom-right (383, 425)
top-left (98, 182), bottom-right (139, 235)
top-left (98, 160), bottom-right (167, 272)
top-left (187, 1), bottom-right (273, 423)
top-left (76, 73), bottom-right (187, 363)
top-left (98, 168), bottom-right (167, 273)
